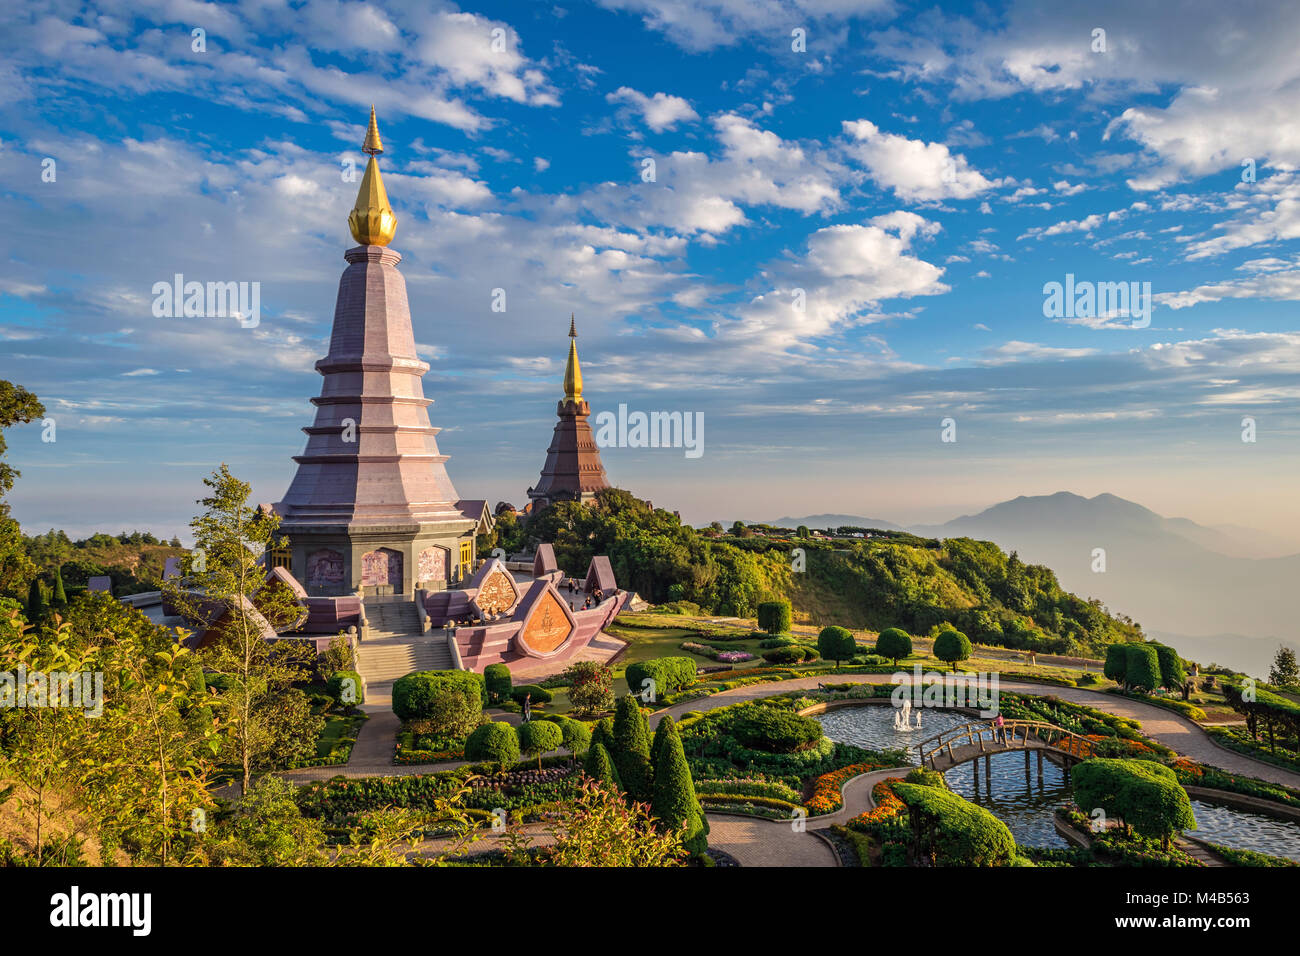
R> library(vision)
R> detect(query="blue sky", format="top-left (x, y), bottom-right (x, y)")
top-left (3, 0), bottom-right (1300, 541)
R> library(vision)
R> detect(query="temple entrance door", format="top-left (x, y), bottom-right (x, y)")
top-left (361, 548), bottom-right (403, 595)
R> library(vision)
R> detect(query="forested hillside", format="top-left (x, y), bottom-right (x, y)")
top-left (495, 491), bottom-right (1143, 657)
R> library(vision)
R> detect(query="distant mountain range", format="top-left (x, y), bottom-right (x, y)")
top-left (772, 492), bottom-right (1300, 678)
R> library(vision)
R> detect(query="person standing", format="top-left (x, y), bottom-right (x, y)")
top-left (522, 692), bottom-right (532, 723)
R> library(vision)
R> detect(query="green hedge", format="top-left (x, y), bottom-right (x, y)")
top-left (892, 782), bottom-right (1017, 865)
top-left (511, 684), bottom-right (553, 705)
top-left (625, 657), bottom-right (698, 699)
top-left (392, 670), bottom-right (484, 723)
top-left (484, 663), bottom-right (512, 705)
top-left (757, 600), bottom-right (792, 635)
top-left (326, 670), bottom-right (365, 706)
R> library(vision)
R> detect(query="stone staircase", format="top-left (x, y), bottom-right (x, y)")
top-left (356, 597), bottom-right (454, 689)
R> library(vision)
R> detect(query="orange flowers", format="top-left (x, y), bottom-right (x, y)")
top-left (805, 761), bottom-right (886, 815)
top-left (848, 778), bottom-right (906, 827)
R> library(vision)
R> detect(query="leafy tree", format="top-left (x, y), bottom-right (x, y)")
top-left (818, 625), bottom-right (856, 671)
top-left (650, 720), bottom-right (708, 856)
top-left (516, 720), bottom-right (563, 770)
top-left (564, 660), bottom-right (614, 715)
top-left (543, 780), bottom-right (687, 867)
top-left (163, 465), bottom-right (316, 796)
top-left (1124, 644), bottom-right (1162, 693)
top-left (933, 628), bottom-right (972, 672)
top-left (0, 381), bottom-right (43, 600)
top-left (875, 627), bottom-right (912, 665)
top-left (611, 695), bottom-right (653, 801)
top-left (1269, 646), bottom-right (1300, 689)
top-left (200, 775), bottom-right (328, 866)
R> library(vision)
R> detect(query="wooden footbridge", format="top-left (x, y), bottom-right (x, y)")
top-left (918, 719), bottom-right (1095, 773)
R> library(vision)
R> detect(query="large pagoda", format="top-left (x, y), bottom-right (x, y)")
top-left (526, 319), bottom-right (611, 510)
top-left (277, 108), bottom-right (479, 596)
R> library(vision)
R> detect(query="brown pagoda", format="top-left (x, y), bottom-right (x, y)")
top-left (277, 108), bottom-right (480, 596)
top-left (527, 319), bottom-right (611, 510)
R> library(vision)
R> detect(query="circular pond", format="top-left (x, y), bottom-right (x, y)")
top-left (816, 703), bottom-right (1300, 857)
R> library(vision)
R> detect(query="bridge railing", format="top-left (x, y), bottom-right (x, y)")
top-left (916, 719), bottom-right (1094, 769)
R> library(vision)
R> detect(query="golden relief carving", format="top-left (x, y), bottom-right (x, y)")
top-left (478, 568), bottom-right (518, 615)
top-left (522, 590), bottom-right (571, 654)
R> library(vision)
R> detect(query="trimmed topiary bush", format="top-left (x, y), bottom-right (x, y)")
top-left (326, 670), bottom-right (365, 706)
top-left (818, 626), bottom-right (856, 670)
top-left (761, 646), bottom-right (805, 665)
top-left (516, 720), bottom-right (564, 769)
top-left (484, 663), bottom-right (512, 705)
top-left (1153, 644), bottom-right (1186, 690)
top-left (756, 600), bottom-right (792, 636)
top-left (464, 720), bottom-right (520, 771)
top-left (731, 706), bottom-right (824, 753)
top-left (584, 740), bottom-right (620, 792)
top-left (625, 657), bottom-right (698, 702)
top-left (933, 628), bottom-right (972, 672)
top-left (1072, 757), bottom-right (1197, 850)
top-left (892, 782), bottom-right (1016, 865)
top-left (511, 684), bottom-right (553, 705)
top-left (1124, 644), bottom-right (1162, 693)
top-left (876, 627), bottom-right (913, 665)
top-left (1104, 643), bottom-right (1129, 685)
top-left (611, 695), bottom-right (653, 801)
top-left (651, 719), bottom-right (708, 855)
top-left (544, 714), bottom-right (592, 762)
top-left (392, 670), bottom-right (485, 738)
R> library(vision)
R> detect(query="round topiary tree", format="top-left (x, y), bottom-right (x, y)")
top-left (391, 670), bottom-right (485, 740)
top-left (546, 715), bottom-right (592, 766)
top-left (756, 600), bottom-right (792, 636)
top-left (516, 719), bottom-right (564, 770)
top-left (465, 720), bottom-right (520, 772)
top-left (933, 628), bottom-right (972, 673)
top-left (875, 627), bottom-right (913, 665)
top-left (483, 663), bottom-right (512, 705)
top-left (325, 671), bottom-right (365, 707)
top-left (818, 626), bottom-right (856, 672)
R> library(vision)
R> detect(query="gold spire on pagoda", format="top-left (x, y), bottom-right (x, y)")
top-left (563, 315), bottom-right (583, 404)
top-left (348, 106), bottom-right (397, 246)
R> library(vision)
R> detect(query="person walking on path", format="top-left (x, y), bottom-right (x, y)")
top-left (994, 712), bottom-right (1008, 745)
top-left (522, 692), bottom-right (532, 723)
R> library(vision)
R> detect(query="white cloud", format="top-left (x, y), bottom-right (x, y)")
top-left (841, 119), bottom-right (996, 201)
top-left (606, 87), bottom-right (700, 132)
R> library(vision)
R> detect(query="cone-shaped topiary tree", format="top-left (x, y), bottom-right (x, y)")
top-left (583, 740), bottom-right (620, 792)
top-left (52, 566), bottom-right (67, 609)
top-left (26, 577), bottom-right (46, 623)
top-left (612, 694), bottom-right (653, 801)
top-left (651, 722), bottom-right (708, 856)
top-left (590, 716), bottom-right (615, 756)
top-left (651, 714), bottom-right (676, 768)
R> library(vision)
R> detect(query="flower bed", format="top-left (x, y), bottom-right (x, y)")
top-left (805, 761), bottom-right (889, 815)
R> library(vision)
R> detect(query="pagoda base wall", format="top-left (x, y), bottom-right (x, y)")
top-left (281, 522), bottom-right (475, 597)
top-left (453, 591), bottom-right (627, 674)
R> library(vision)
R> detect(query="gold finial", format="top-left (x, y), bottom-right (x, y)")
top-left (362, 105), bottom-right (383, 155)
top-left (348, 107), bottom-right (397, 246)
top-left (563, 317), bottom-right (583, 403)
